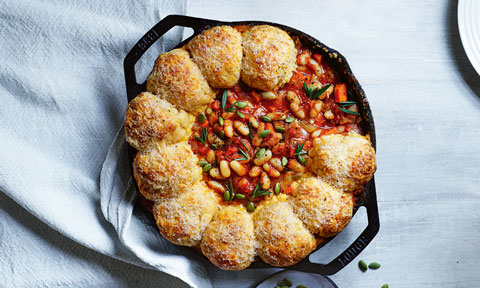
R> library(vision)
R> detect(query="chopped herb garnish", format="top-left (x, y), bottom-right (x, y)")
top-left (293, 141), bottom-right (307, 156)
top-left (195, 127), bottom-right (208, 146)
top-left (248, 120), bottom-right (254, 138)
top-left (338, 106), bottom-right (360, 115)
top-left (226, 101), bottom-right (242, 112)
top-left (304, 82), bottom-right (331, 100)
top-left (240, 139), bottom-right (250, 153)
top-left (221, 90), bottom-right (228, 111)
top-left (223, 180), bottom-right (235, 201)
top-left (237, 147), bottom-right (250, 161)
top-left (252, 181), bottom-right (271, 198)
top-left (338, 101), bottom-right (357, 106)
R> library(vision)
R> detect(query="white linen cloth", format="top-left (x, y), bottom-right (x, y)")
top-left (0, 1), bottom-right (213, 287)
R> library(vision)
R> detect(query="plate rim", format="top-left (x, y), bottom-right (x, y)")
top-left (458, 0), bottom-right (480, 76)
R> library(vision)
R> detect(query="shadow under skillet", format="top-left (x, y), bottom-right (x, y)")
top-left (0, 192), bottom-right (189, 288)
top-left (446, 0), bottom-right (480, 98)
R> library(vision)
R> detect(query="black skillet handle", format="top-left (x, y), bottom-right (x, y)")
top-left (290, 178), bottom-right (380, 275)
top-left (123, 15), bottom-right (215, 101)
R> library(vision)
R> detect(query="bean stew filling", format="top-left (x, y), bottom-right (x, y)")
top-left (189, 38), bottom-right (363, 211)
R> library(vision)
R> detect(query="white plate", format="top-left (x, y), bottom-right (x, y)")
top-left (458, 0), bottom-right (480, 76)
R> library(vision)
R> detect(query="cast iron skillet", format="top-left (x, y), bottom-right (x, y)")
top-left (123, 14), bottom-right (379, 275)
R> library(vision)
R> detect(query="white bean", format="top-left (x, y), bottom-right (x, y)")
top-left (207, 181), bottom-right (225, 192)
top-left (230, 161), bottom-right (247, 176)
top-left (260, 91), bottom-right (277, 100)
top-left (234, 120), bottom-right (250, 136)
top-left (209, 167), bottom-right (224, 179)
top-left (324, 110), bottom-right (334, 120)
top-left (224, 119), bottom-right (233, 138)
top-left (249, 166), bottom-right (262, 177)
top-left (254, 149), bottom-right (272, 166)
top-left (219, 160), bottom-right (231, 178)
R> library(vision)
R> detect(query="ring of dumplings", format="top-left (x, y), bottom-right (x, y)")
top-left (125, 24), bottom-right (377, 270)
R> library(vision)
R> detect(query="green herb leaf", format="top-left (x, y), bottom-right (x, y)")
top-left (303, 82), bottom-right (311, 97)
top-left (252, 181), bottom-right (271, 198)
top-left (293, 141), bottom-right (305, 156)
top-left (237, 147), bottom-right (250, 160)
top-left (248, 121), bottom-right (254, 138)
top-left (195, 127), bottom-right (208, 146)
top-left (338, 106), bottom-right (360, 115)
top-left (338, 101), bottom-right (357, 106)
top-left (310, 84), bottom-right (331, 100)
top-left (226, 101), bottom-right (241, 112)
top-left (223, 180), bottom-right (235, 201)
top-left (221, 90), bottom-right (228, 111)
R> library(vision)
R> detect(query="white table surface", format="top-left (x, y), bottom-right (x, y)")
top-left (2, 0), bottom-right (480, 287)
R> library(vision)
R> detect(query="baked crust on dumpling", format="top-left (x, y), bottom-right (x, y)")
top-left (200, 206), bottom-right (256, 270)
top-left (146, 48), bottom-right (215, 113)
top-left (241, 25), bottom-right (297, 91)
top-left (289, 176), bottom-right (354, 238)
top-left (186, 26), bottom-right (242, 89)
top-left (153, 182), bottom-right (219, 246)
top-left (125, 92), bottom-right (194, 151)
top-left (133, 141), bottom-right (201, 201)
top-left (253, 197), bottom-right (316, 266)
top-left (309, 132), bottom-right (376, 193)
